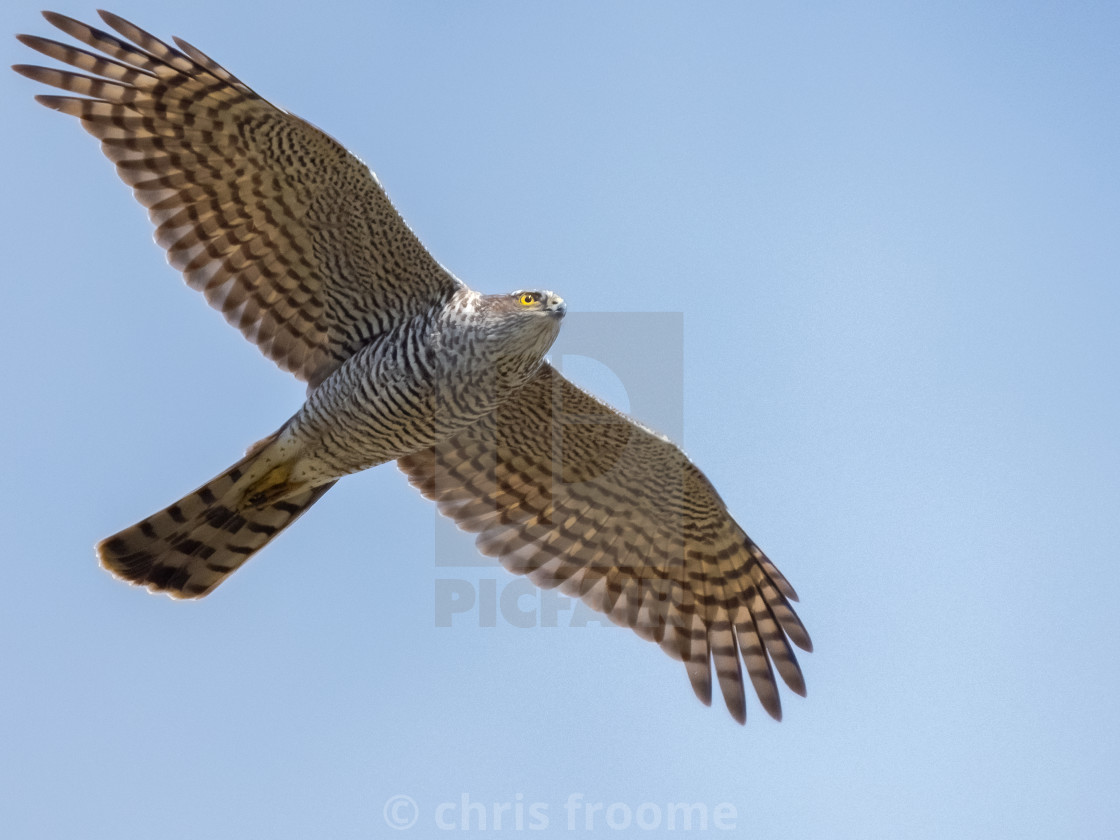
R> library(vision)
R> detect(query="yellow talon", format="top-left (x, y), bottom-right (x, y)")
top-left (240, 463), bottom-right (303, 509)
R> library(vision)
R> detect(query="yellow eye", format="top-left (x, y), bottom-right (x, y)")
top-left (519, 292), bottom-right (538, 306)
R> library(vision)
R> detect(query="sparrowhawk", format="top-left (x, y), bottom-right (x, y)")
top-left (14, 10), bottom-right (812, 724)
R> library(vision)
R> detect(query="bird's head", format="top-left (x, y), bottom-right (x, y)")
top-left (479, 289), bottom-right (566, 379)
top-left (509, 289), bottom-right (566, 318)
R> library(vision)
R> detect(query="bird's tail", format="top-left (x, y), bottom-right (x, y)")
top-left (97, 434), bottom-right (335, 598)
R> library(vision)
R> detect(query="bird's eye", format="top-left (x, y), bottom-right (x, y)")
top-left (519, 293), bottom-right (537, 306)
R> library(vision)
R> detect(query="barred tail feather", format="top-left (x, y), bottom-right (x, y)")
top-left (97, 448), bottom-right (335, 598)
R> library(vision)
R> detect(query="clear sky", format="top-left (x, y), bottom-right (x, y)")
top-left (3, 2), bottom-right (1118, 838)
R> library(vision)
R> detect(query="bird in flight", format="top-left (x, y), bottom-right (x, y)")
top-left (14, 10), bottom-right (811, 724)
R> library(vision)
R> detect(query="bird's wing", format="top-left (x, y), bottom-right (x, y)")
top-left (397, 363), bottom-right (812, 724)
top-left (14, 11), bottom-right (462, 388)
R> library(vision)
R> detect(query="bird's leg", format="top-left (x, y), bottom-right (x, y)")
top-left (239, 462), bottom-right (307, 510)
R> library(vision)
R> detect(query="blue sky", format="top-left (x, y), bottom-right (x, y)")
top-left (3, 2), bottom-right (1118, 838)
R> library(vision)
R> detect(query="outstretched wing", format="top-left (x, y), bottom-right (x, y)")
top-left (14, 11), bottom-right (462, 387)
top-left (398, 364), bottom-right (812, 724)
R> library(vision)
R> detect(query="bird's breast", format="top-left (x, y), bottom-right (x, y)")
top-left (281, 322), bottom-right (527, 481)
